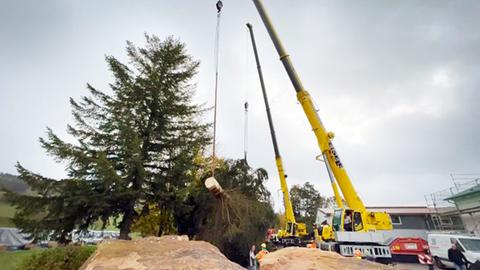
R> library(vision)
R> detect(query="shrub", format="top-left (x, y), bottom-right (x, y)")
top-left (18, 245), bottom-right (96, 270)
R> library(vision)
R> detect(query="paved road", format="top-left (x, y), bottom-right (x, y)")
top-left (394, 263), bottom-right (440, 269)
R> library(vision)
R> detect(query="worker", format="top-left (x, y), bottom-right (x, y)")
top-left (307, 240), bottom-right (317, 249)
top-left (248, 245), bottom-right (257, 270)
top-left (354, 249), bottom-right (363, 259)
top-left (344, 212), bottom-right (353, 231)
top-left (256, 243), bottom-right (269, 264)
top-left (448, 243), bottom-right (470, 270)
top-left (310, 224), bottom-right (317, 240)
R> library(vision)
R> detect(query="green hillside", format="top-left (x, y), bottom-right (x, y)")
top-left (0, 173), bottom-right (25, 227)
top-left (0, 192), bottom-right (16, 227)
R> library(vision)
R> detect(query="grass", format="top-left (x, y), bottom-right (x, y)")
top-left (0, 249), bottom-right (44, 270)
top-left (0, 203), bottom-right (15, 217)
top-left (0, 216), bottom-right (14, 227)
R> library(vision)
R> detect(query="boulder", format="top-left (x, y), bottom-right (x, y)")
top-left (80, 235), bottom-right (244, 270)
top-left (260, 247), bottom-right (399, 270)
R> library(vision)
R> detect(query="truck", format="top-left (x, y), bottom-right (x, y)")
top-left (428, 233), bottom-right (480, 268)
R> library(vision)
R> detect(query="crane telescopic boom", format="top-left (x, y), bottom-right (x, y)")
top-left (251, 0), bottom-right (392, 233)
top-left (251, 0), bottom-right (364, 212)
top-left (247, 23), bottom-right (306, 241)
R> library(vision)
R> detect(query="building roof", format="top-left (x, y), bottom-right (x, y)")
top-left (317, 206), bottom-right (435, 215)
top-left (445, 184), bottom-right (480, 201)
top-left (367, 206), bottom-right (436, 215)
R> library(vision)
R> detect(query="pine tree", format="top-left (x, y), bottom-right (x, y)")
top-left (5, 35), bottom-right (209, 241)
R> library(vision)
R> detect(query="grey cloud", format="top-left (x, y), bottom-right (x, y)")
top-left (1, 0), bottom-right (478, 211)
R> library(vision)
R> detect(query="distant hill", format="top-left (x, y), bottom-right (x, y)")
top-left (0, 173), bottom-right (28, 193)
top-left (0, 173), bottom-right (28, 227)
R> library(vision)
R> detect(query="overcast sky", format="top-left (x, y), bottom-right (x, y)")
top-left (1, 0), bottom-right (479, 210)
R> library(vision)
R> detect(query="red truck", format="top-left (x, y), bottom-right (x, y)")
top-left (389, 237), bottom-right (433, 267)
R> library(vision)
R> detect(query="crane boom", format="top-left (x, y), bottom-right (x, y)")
top-left (251, 0), bottom-right (365, 212)
top-left (246, 23), bottom-right (296, 224)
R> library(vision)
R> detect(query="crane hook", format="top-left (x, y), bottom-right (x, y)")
top-left (216, 0), bottom-right (223, 13)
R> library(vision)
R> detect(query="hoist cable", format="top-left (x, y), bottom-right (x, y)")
top-left (244, 102), bottom-right (249, 162)
top-left (211, 1), bottom-right (223, 177)
top-left (243, 27), bottom-right (250, 163)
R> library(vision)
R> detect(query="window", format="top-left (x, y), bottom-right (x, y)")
top-left (391, 215), bottom-right (402, 225)
top-left (441, 216), bottom-right (453, 225)
top-left (332, 209), bottom-right (343, 231)
top-left (353, 212), bottom-right (363, 231)
top-left (458, 238), bottom-right (480, 252)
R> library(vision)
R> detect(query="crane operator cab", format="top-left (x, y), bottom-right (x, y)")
top-left (332, 209), bottom-right (365, 233)
top-left (318, 208), bottom-right (382, 242)
top-left (333, 208), bottom-right (392, 232)
top-left (277, 221), bottom-right (307, 246)
top-left (286, 221), bottom-right (307, 238)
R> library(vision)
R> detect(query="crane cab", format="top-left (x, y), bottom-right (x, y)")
top-left (285, 221), bottom-right (307, 237)
top-left (332, 208), bottom-right (366, 233)
top-left (330, 208), bottom-right (393, 234)
top-left (275, 221), bottom-right (308, 246)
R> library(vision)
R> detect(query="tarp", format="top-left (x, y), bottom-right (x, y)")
top-left (0, 227), bottom-right (30, 247)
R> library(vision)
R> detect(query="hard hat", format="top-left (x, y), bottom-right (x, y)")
top-left (261, 243), bottom-right (267, 248)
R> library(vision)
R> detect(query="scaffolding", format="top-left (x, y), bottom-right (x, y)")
top-left (425, 174), bottom-right (480, 232)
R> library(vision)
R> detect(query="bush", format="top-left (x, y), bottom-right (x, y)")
top-left (18, 245), bottom-right (96, 270)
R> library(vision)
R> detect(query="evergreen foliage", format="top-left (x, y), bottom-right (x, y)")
top-left (4, 35), bottom-right (209, 241)
top-left (189, 159), bottom-right (276, 266)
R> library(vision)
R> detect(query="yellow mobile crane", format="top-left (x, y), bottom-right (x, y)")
top-left (251, 0), bottom-right (393, 260)
top-left (246, 23), bottom-right (307, 247)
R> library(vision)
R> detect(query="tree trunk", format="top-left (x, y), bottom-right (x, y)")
top-left (157, 226), bottom-right (163, 237)
top-left (119, 206), bottom-right (135, 240)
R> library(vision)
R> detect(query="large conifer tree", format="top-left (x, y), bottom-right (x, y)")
top-left (5, 35), bottom-right (209, 241)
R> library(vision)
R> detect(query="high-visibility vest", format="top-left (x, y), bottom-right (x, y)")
top-left (256, 250), bottom-right (269, 262)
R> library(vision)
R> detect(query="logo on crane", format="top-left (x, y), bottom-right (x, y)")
top-left (329, 142), bottom-right (343, 168)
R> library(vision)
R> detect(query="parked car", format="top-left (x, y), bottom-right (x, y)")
top-left (73, 230), bottom-right (119, 245)
top-left (428, 233), bottom-right (480, 269)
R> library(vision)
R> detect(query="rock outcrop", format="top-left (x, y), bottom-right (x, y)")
top-left (260, 247), bottom-right (399, 270)
top-left (80, 235), bottom-right (244, 270)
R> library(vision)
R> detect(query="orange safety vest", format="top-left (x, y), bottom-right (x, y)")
top-left (256, 249), bottom-right (269, 262)
top-left (354, 249), bottom-right (363, 259)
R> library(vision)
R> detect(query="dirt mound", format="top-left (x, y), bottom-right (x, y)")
top-left (80, 235), bottom-right (244, 270)
top-left (260, 247), bottom-right (397, 270)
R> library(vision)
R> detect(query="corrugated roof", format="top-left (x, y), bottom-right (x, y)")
top-left (445, 184), bottom-right (480, 201)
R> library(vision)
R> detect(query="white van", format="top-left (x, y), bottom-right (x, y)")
top-left (428, 233), bottom-right (480, 268)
